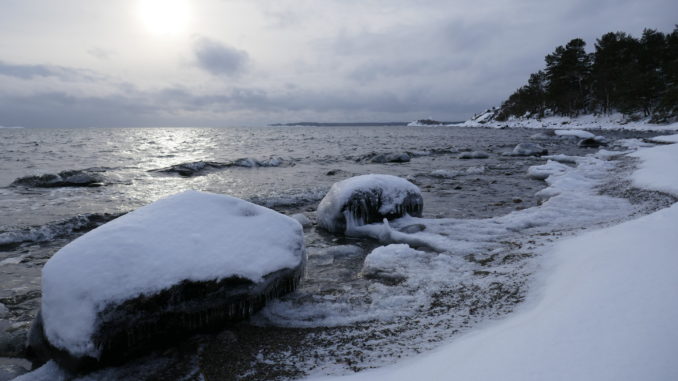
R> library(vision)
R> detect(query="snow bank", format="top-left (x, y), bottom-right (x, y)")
top-left (40, 190), bottom-right (304, 357)
top-left (630, 134), bottom-right (678, 195)
top-left (317, 175), bottom-right (423, 233)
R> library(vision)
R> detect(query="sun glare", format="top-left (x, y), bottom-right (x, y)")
top-left (137, 0), bottom-right (190, 36)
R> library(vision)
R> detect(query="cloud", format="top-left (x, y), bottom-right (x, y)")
top-left (0, 61), bottom-right (102, 82)
top-left (192, 36), bottom-right (249, 76)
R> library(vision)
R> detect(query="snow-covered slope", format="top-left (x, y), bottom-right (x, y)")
top-left (304, 137), bottom-right (678, 381)
top-left (461, 111), bottom-right (678, 131)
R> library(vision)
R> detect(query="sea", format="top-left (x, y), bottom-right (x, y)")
top-left (0, 125), bottom-right (670, 380)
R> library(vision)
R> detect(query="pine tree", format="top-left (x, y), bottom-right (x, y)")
top-left (544, 39), bottom-right (592, 116)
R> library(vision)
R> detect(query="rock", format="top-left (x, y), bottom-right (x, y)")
top-left (458, 151), bottom-right (489, 159)
top-left (0, 321), bottom-right (27, 357)
top-left (11, 170), bottom-right (105, 188)
top-left (317, 175), bottom-right (423, 234)
top-left (357, 152), bottom-right (411, 163)
top-left (370, 152), bottom-right (411, 163)
top-left (28, 191), bottom-right (305, 372)
top-left (578, 137), bottom-right (608, 148)
top-left (151, 161), bottom-right (230, 176)
top-left (291, 213), bottom-right (312, 228)
top-left (399, 224), bottom-right (426, 234)
top-left (506, 143), bottom-right (548, 156)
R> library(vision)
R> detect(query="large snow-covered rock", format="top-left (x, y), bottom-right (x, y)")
top-left (317, 175), bottom-right (423, 233)
top-left (29, 190), bottom-right (305, 371)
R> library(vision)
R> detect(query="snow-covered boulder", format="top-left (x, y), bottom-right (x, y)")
top-left (317, 175), bottom-right (423, 234)
top-left (506, 143), bottom-right (548, 157)
top-left (28, 191), bottom-right (305, 371)
top-left (362, 244), bottom-right (427, 283)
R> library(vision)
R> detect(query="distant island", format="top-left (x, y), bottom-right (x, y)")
top-left (270, 120), bottom-right (463, 127)
top-left (270, 122), bottom-right (408, 127)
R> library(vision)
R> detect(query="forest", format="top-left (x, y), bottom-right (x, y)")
top-left (495, 26), bottom-right (678, 123)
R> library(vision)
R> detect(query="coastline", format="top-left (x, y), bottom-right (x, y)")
top-left (303, 132), bottom-right (678, 381)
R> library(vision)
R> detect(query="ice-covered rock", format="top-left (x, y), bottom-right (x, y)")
top-left (407, 119), bottom-right (446, 127)
top-left (11, 170), bottom-right (106, 188)
top-left (506, 143), bottom-right (548, 157)
top-left (29, 190), bottom-right (305, 371)
top-left (317, 175), bottom-right (423, 234)
top-left (458, 151), bottom-right (489, 159)
top-left (527, 160), bottom-right (571, 180)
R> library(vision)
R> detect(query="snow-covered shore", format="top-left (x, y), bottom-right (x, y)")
top-left (459, 111), bottom-right (678, 131)
top-left (305, 135), bottom-right (678, 380)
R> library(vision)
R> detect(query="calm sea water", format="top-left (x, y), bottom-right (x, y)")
top-left (0, 126), bottom-right (665, 379)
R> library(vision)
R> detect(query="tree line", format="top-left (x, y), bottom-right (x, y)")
top-left (495, 26), bottom-right (678, 123)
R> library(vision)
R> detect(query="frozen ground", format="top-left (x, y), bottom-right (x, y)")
top-left (302, 135), bottom-right (678, 381)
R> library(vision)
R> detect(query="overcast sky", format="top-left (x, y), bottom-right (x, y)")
top-left (0, 0), bottom-right (676, 128)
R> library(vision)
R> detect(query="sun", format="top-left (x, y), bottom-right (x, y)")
top-left (137, 0), bottom-right (190, 36)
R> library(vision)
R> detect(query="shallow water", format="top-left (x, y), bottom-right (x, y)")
top-left (0, 126), bottom-right (669, 380)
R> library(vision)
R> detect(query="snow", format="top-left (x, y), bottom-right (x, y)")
top-left (40, 190), bottom-right (304, 357)
top-left (526, 160), bottom-right (571, 180)
top-left (554, 129), bottom-right (594, 138)
top-left (629, 134), bottom-right (678, 195)
top-left (302, 135), bottom-right (678, 381)
top-left (316, 174), bottom-right (421, 232)
top-left (362, 244), bottom-right (427, 279)
top-left (462, 112), bottom-right (678, 131)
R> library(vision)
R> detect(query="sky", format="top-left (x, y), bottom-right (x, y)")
top-left (0, 0), bottom-right (676, 128)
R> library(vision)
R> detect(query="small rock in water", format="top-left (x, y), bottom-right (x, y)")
top-left (291, 213), bottom-right (312, 228)
top-left (506, 143), bottom-right (548, 157)
top-left (11, 170), bottom-right (106, 188)
top-left (152, 161), bottom-right (230, 176)
top-left (317, 174), bottom-right (423, 233)
top-left (458, 151), bottom-right (489, 159)
top-left (578, 137), bottom-right (608, 148)
top-left (399, 224), bottom-right (426, 234)
top-left (370, 152), bottom-right (411, 163)
top-left (28, 191), bottom-right (305, 372)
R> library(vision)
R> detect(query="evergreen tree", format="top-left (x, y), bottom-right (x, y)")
top-left (544, 39), bottom-right (592, 116)
top-left (655, 26), bottom-right (678, 121)
top-left (591, 32), bottom-right (638, 114)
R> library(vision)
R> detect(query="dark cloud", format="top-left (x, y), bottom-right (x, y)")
top-left (192, 37), bottom-right (249, 76)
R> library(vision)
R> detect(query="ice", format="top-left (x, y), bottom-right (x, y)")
top-left (299, 133), bottom-right (678, 381)
top-left (362, 244), bottom-right (428, 281)
top-left (262, 151), bottom-right (635, 331)
top-left (527, 160), bottom-right (571, 180)
top-left (458, 151), bottom-right (489, 159)
top-left (554, 129), bottom-right (594, 138)
top-left (306, 203), bottom-right (678, 381)
top-left (39, 190), bottom-right (304, 358)
top-left (505, 143), bottom-right (547, 156)
top-left (317, 174), bottom-right (423, 234)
